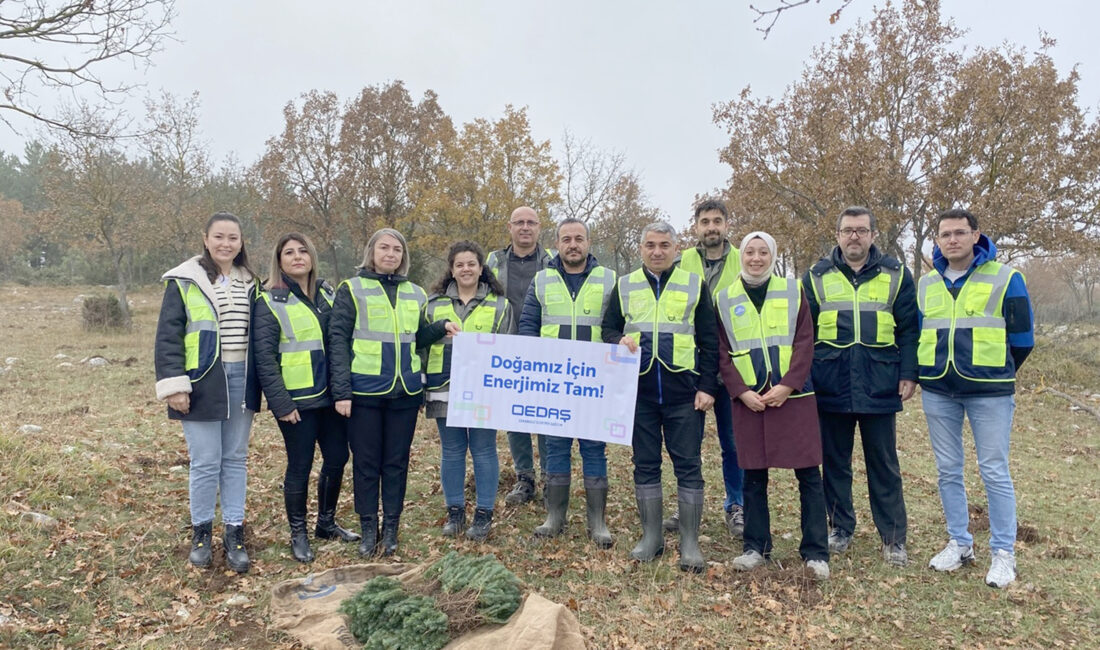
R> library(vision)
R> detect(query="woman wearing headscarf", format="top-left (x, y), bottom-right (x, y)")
top-left (714, 231), bottom-right (830, 580)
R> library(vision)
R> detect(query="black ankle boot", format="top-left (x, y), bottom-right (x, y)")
top-left (223, 524), bottom-right (250, 573)
top-left (380, 515), bottom-right (400, 556)
top-left (358, 515), bottom-right (379, 557)
top-left (189, 521), bottom-right (213, 568)
top-left (442, 505), bottom-right (466, 537)
top-left (315, 472), bottom-right (360, 542)
top-left (466, 507), bottom-right (493, 541)
top-left (285, 489), bottom-right (314, 563)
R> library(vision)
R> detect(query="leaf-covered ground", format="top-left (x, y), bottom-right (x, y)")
top-left (1, 286), bottom-right (1097, 648)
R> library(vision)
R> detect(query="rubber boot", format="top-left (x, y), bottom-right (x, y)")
top-left (534, 474), bottom-right (571, 538)
top-left (358, 515), bottom-right (379, 557)
top-left (630, 483), bottom-right (665, 561)
top-left (285, 489), bottom-right (314, 563)
top-left (188, 521), bottom-right (213, 568)
top-left (466, 507), bottom-right (493, 541)
top-left (380, 515), bottom-right (400, 556)
top-left (677, 487), bottom-right (706, 573)
top-left (223, 524), bottom-right (250, 573)
top-left (442, 505), bottom-right (466, 537)
top-left (314, 472), bottom-right (360, 542)
top-left (584, 476), bottom-right (613, 549)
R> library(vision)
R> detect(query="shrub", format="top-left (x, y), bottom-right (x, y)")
top-left (82, 295), bottom-right (127, 331)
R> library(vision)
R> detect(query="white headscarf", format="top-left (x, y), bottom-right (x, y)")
top-left (739, 231), bottom-right (777, 287)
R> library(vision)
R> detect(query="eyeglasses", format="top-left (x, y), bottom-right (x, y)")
top-left (838, 228), bottom-right (872, 238)
top-left (937, 229), bottom-right (974, 241)
top-left (510, 220), bottom-right (539, 228)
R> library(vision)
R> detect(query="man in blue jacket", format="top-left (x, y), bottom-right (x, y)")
top-left (918, 208), bottom-right (1033, 589)
top-left (802, 206), bottom-right (918, 567)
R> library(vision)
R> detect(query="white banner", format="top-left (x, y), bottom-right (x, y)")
top-left (445, 332), bottom-right (640, 446)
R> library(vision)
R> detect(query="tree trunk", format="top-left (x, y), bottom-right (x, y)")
top-left (112, 249), bottom-right (133, 330)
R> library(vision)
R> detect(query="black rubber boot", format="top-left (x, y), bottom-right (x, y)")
top-left (630, 483), bottom-right (665, 562)
top-left (584, 476), bottom-right (613, 549)
top-left (223, 524), bottom-right (250, 573)
top-left (466, 507), bottom-right (493, 541)
top-left (358, 515), bottom-right (379, 557)
top-left (314, 472), bottom-right (360, 542)
top-left (285, 489), bottom-right (314, 563)
top-left (677, 487), bottom-right (706, 573)
top-left (442, 505), bottom-right (466, 537)
top-left (188, 521), bottom-right (213, 568)
top-left (380, 515), bottom-right (400, 556)
top-left (534, 474), bottom-right (570, 538)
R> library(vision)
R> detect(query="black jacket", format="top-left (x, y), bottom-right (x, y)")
top-left (801, 245), bottom-right (919, 414)
top-left (327, 269), bottom-right (450, 408)
top-left (154, 257), bottom-right (261, 421)
top-left (601, 266), bottom-right (720, 405)
top-left (251, 276), bottom-right (336, 418)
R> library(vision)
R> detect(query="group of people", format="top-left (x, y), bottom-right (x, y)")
top-left (153, 199), bottom-right (1032, 590)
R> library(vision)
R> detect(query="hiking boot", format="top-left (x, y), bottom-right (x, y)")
top-left (314, 472), bottom-right (360, 542)
top-left (677, 488), bottom-right (705, 573)
top-left (725, 505), bottom-right (745, 539)
top-left (466, 508), bottom-right (493, 541)
top-left (732, 550), bottom-right (765, 571)
top-left (806, 559), bottom-right (830, 581)
top-left (929, 540), bottom-right (975, 572)
top-left (985, 549), bottom-right (1016, 588)
top-left (505, 473), bottom-right (537, 506)
top-left (662, 509), bottom-right (679, 533)
top-left (883, 542), bottom-right (908, 567)
top-left (223, 524), bottom-right (250, 574)
top-left (442, 505), bottom-right (466, 537)
top-left (629, 484), bottom-right (664, 562)
top-left (285, 489), bottom-right (314, 563)
top-left (188, 521), bottom-right (213, 568)
top-left (380, 516), bottom-right (400, 556)
top-left (534, 475), bottom-right (570, 538)
top-left (827, 527), bottom-right (853, 554)
top-left (584, 476), bottom-right (613, 549)
top-left (358, 515), bottom-right (379, 557)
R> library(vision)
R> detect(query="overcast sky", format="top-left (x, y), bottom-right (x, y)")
top-left (2, 0), bottom-right (1097, 227)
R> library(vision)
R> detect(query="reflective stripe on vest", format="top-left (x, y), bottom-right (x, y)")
top-left (618, 267), bottom-right (700, 374)
top-left (534, 266), bottom-right (616, 341)
top-left (678, 247), bottom-right (742, 296)
top-left (810, 266), bottom-right (901, 347)
top-left (716, 276), bottom-right (808, 394)
top-left (917, 261), bottom-right (1017, 382)
top-left (174, 280), bottom-right (219, 382)
top-left (424, 293), bottom-right (508, 391)
top-left (344, 277), bottom-right (428, 396)
top-left (260, 291), bottom-right (328, 401)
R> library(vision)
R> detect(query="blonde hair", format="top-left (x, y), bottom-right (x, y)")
top-left (359, 228), bottom-right (410, 276)
top-left (266, 232), bottom-right (320, 299)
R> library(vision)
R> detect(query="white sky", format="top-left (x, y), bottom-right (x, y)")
top-left (2, 0), bottom-right (1097, 228)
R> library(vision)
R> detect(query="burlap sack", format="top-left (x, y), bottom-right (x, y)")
top-left (269, 563), bottom-right (586, 650)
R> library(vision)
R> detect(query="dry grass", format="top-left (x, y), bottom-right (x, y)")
top-left (1, 285), bottom-right (1098, 648)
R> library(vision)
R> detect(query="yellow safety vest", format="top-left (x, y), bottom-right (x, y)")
top-left (917, 261), bottom-right (1018, 382)
top-left (172, 279), bottom-right (219, 382)
top-left (259, 284), bottom-right (335, 401)
top-left (533, 266), bottom-right (616, 341)
top-left (343, 277), bottom-right (427, 396)
top-left (678, 246), bottom-right (742, 297)
top-left (809, 265), bottom-right (901, 347)
top-left (618, 267), bottom-right (700, 374)
top-left (424, 292), bottom-right (508, 391)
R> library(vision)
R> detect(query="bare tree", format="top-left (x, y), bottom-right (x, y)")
top-left (750, 0), bottom-right (853, 38)
top-left (557, 131), bottom-right (627, 225)
top-left (0, 0), bottom-right (176, 137)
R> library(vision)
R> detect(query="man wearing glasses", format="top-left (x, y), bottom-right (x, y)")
top-left (486, 206), bottom-right (553, 505)
top-left (802, 206), bottom-right (918, 567)
top-left (918, 208), bottom-right (1033, 589)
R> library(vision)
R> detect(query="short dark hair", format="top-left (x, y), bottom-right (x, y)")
top-left (429, 240), bottom-right (505, 297)
top-left (555, 217), bottom-right (589, 240)
top-left (836, 206), bottom-right (877, 232)
top-left (935, 208), bottom-right (979, 232)
top-left (694, 199), bottom-right (729, 221)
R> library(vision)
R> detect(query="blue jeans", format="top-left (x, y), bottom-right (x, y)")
top-left (922, 390), bottom-right (1017, 553)
top-left (437, 419), bottom-right (500, 510)
top-left (507, 431), bottom-right (548, 478)
top-left (182, 361), bottom-right (254, 525)
top-left (712, 382), bottom-right (744, 509)
top-left (544, 435), bottom-right (607, 477)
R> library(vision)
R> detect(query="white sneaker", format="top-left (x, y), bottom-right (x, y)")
top-left (731, 550), bottom-right (765, 571)
top-left (806, 559), bottom-right (830, 581)
top-left (985, 549), bottom-right (1016, 588)
top-left (928, 540), bottom-right (975, 572)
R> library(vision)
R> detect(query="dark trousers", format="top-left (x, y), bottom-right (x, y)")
top-left (347, 403), bottom-right (419, 519)
top-left (276, 407), bottom-right (351, 495)
top-left (743, 466), bottom-right (829, 562)
top-left (819, 411), bottom-right (908, 544)
top-left (632, 400), bottom-right (703, 489)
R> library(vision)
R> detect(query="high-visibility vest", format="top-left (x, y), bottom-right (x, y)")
top-left (172, 279), bottom-right (219, 382)
top-left (716, 275), bottom-right (812, 395)
top-left (343, 277), bottom-right (427, 396)
top-left (424, 291), bottom-right (509, 390)
top-left (533, 266), bottom-right (616, 341)
top-left (678, 247), bottom-right (742, 296)
top-left (809, 264), bottom-right (901, 348)
top-left (618, 267), bottom-right (701, 374)
top-left (917, 261), bottom-right (1019, 382)
top-left (486, 247), bottom-right (553, 289)
top-left (259, 283), bottom-right (335, 401)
